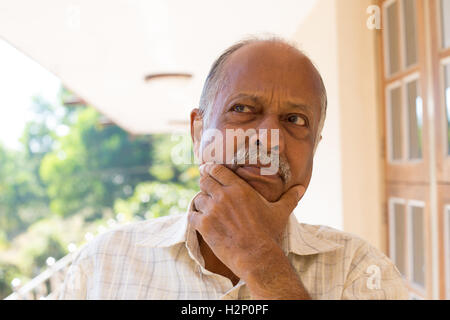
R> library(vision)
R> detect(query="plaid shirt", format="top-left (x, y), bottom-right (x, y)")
top-left (59, 197), bottom-right (410, 300)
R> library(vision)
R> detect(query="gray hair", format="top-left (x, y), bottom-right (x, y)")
top-left (198, 35), bottom-right (328, 150)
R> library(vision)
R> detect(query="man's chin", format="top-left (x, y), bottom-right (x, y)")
top-left (246, 180), bottom-right (283, 202)
top-left (232, 167), bottom-right (284, 202)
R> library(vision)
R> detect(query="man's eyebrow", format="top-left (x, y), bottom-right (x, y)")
top-left (226, 93), bottom-right (262, 105)
top-left (227, 92), bottom-right (313, 114)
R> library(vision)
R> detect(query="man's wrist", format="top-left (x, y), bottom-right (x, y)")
top-left (239, 240), bottom-right (311, 300)
top-left (233, 237), bottom-right (281, 278)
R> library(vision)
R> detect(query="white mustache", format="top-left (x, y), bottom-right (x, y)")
top-left (230, 147), bottom-right (291, 184)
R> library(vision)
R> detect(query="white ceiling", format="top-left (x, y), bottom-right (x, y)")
top-left (0, 0), bottom-right (317, 134)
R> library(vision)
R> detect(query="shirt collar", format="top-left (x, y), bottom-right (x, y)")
top-left (135, 212), bottom-right (189, 248)
top-left (282, 214), bottom-right (343, 255)
top-left (136, 194), bottom-right (343, 256)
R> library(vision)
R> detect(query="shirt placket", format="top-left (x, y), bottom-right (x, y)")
top-left (185, 223), bottom-right (239, 299)
top-left (220, 279), bottom-right (247, 300)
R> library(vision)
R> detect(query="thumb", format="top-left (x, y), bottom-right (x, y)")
top-left (276, 185), bottom-right (306, 213)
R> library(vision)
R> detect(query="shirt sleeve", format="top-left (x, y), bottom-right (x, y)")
top-left (58, 248), bottom-right (89, 300)
top-left (341, 242), bottom-right (410, 300)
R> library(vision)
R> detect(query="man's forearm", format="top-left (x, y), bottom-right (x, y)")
top-left (241, 240), bottom-right (311, 300)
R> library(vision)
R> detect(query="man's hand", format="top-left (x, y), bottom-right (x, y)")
top-left (189, 164), bottom-right (310, 299)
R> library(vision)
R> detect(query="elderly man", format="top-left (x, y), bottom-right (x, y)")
top-left (60, 36), bottom-right (409, 300)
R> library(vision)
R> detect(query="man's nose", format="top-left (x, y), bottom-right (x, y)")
top-left (253, 115), bottom-right (285, 154)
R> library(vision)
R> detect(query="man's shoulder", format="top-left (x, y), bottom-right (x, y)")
top-left (298, 222), bottom-right (391, 262)
top-left (302, 223), bottom-right (410, 299)
top-left (298, 222), bottom-right (408, 295)
top-left (76, 214), bottom-right (185, 258)
top-left (299, 222), bottom-right (368, 248)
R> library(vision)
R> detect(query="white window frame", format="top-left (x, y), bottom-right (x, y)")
top-left (438, 0), bottom-right (449, 50)
top-left (401, 0), bottom-right (420, 70)
top-left (403, 72), bottom-right (423, 162)
top-left (440, 57), bottom-right (450, 158)
top-left (406, 200), bottom-right (426, 294)
top-left (386, 81), bottom-right (404, 163)
top-left (383, 0), bottom-right (403, 78)
top-left (389, 197), bottom-right (407, 279)
top-left (385, 73), bottom-right (423, 164)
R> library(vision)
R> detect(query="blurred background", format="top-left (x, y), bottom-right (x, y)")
top-left (0, 0), bottom-right (449, 300)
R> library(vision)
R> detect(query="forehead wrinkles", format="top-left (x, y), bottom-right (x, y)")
top-left (220, 63), bottom-right (318, 116)
top-left (212, 45), bottom-right (322, 129)
top-left (220, 62), bottom-right (300, 105)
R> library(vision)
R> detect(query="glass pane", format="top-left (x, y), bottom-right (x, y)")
top-left (386, 1), bottom-right (401, 75)
top-left (393, 203), bottom-right (406, 276)
top-left (444, 64), bottom-right (450, 155)
top-left (403, 0), bottom-right (418, 67)
top-left (389, 86), bottom-right (403, 160)
top-left (406, 80), bottom-right (423, 159)
top-left (441, 0), bottom-right (450, 48)
top-left (411, 205), bottom-right (425, 287)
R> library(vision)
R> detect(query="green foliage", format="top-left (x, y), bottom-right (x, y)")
top-left (150, 134), bottom-right (199, 190)
top-left (113, 134), bottom-right (199, 221)
top-left (114, 181), bottom-right (198, 221)
top-left (0, 231), bottom-right (9, 251)
top-left (0, 86), bottom-right (200, 299)
top-left (0, 263), bottom-right (21, 299)
top-left (40, 107), bottom-right (153, 217)
top-left (0, 92), bottom-right (77, 239)
top-left (5, 217), bottom-right (69, 276)
top-left (0, 143), bottom-right (48, 238)
top-left (32, 236), bottom-right (67, 272)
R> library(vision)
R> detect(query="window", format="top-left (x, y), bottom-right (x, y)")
top-left (390, 199), bottom-right (407, 275)
top-left (385, 1), bottom-right (401, 75)
top-left (388, 197), bottom-right (426, 295)
top-left (387, 84), bottom-right (404, 161)
top-left (434, 2), bottom-right (450, 299)
top-left (405, 77), bottom-right (423, 159)
top-left (384, 0), bottom-right (419, 76)
top-left (403, 0), bottom-right (419, 67)
top-left (386, 75), bottom-right (423, 162)
top-left (442, 62), bottom-right (450, 155)
top-left (408, 203), bottom-right (426, 289)
top-left (435, 0), bottom-right (450, 180)
top-left (440, 0), bottom-right (450, 49)
top-left (381, 0), bottom-right (450, 300)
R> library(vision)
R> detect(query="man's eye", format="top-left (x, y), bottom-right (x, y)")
top-left (287, 114), bottom-right (307, 126)
top-left (231, 104), bottom-right (252, 113)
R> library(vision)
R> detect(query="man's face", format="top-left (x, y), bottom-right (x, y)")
top-left (191, 42), bottom-right (323, 202)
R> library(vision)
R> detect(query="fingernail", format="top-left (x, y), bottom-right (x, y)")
top-left (297, 186), bottom-right (305, 198)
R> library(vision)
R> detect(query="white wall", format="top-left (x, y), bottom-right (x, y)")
top-left (291, 0), bottom-right (385, 251)
top-left (335, 0), bottom-right (385, 251)
top-left (291, 0), bottom-right (344, 231)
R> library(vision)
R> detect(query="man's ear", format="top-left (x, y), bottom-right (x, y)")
top-left (190, 108), bottom-right (203, 161)
top-left (313, 134), bottom-right (322, 154)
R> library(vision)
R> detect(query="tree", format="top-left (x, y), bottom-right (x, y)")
top-left (39, 105), bottom-right (154, 217)
top-left (0, 86), bottom-right (200, 299)
top-left (113, 134), bottom-right (200, 220)
top-left (0, 143), bottom-right (48, 238)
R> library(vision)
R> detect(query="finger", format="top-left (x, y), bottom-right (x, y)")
top-left (188, 210), bottom-right (203, 231)
top-left (199, 174), bottom-right (221, 196)
top-left (193, 193), bottom-right (210, 213)
top-left (275, 185), bottom-right (306, 214)
top-left (199, 163), bottom-right (244, 187)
